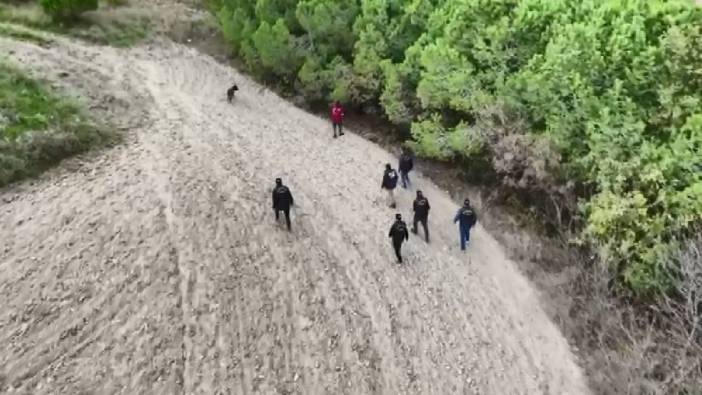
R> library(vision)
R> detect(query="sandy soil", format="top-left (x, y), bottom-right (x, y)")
top-left (0, 35), bottom-right (590, 394)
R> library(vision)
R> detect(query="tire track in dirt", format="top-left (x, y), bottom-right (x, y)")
top-left (0, 36), bottom-right (591, 394)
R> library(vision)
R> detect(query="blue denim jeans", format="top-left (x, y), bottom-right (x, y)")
top-left (460, 225), bottom-right (471, 250)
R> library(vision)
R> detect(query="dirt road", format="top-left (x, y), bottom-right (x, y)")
top-left (0, 35), bottom-right (590, 394)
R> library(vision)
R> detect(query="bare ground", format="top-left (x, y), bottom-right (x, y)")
top-left (0, 34), bottom-right (590, 394)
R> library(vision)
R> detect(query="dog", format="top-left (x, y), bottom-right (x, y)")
top-left (227, 83), bottom-right (239, 102)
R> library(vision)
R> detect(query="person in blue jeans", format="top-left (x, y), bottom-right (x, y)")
top-left (453, 199), bottom-right (477, 250)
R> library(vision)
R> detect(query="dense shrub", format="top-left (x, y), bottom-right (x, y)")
top-left (215, 0), bottom-right (702, 295)
top-left (39, 0), bottom-right (98, 21)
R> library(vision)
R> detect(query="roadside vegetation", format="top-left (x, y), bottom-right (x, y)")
top-left (0, 21), bottom-right (52, 44)
top-left (0, 0), bottom-right (149, 47)
top-left (0, 59), bottom-right (113, 186)
top-left (208, 0), bottom-right (702, 392)
top-left (0, 1), bottom-right (133, 186)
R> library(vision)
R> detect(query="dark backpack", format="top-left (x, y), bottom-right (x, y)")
top-left (387, 170), bottom-right (398, 187)
top-left (274, 186), bottom-right (291, 205)
top-left (275, 186), bottom-right (289, 197)
top-left (415, 198), bottom-right (429, 216)
top-left (399, 155), bottom-right (413, 171)
top-left (460, 208), bottom-right (476, 225)
top-left (391, 221), bottom-right (407, 239)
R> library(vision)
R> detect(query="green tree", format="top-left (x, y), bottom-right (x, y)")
top-left (251, 19), bottom-right (303, 81)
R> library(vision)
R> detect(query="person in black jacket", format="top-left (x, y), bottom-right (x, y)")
top-left (398, 149), bottom-right (414, 189)
top-left (272, 178), bottom-right (294, 231)
top-left (388, 213), bottom-right (409, 263)
top-left (381, 163), bottom-right (399, 208)
top-left (412, 190), bottom-right (430, 242)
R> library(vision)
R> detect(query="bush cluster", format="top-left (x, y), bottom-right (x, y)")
top-left (38, 0), bottom-right (97, 21)
top-left (216, 0), bottom-right (702, 295)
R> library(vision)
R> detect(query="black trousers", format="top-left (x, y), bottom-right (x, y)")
top-left (392, 239), bottom-right (404, 262)
top-left (400, 171), bottom-right (410, 188)
top-left (333, 122), bottom-right (343, 136)
top-left (413, 216), bottom-right (429, 242)
top-left (275, 207), bottom-right (291, 230)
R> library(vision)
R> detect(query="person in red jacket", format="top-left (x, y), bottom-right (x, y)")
top-left (330, 100), bottom-right (345, 138)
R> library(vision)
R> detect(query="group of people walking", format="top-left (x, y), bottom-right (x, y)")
top-left (383, 150), bottom-right (477, 262)
top-left (269, 101), bottom-right (478, 263)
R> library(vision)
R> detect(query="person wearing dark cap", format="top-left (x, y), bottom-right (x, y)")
top-left (453, 198), bottom-right (477, 250)
top-left (412, 190), bottom-right (430, 242)
top-left (272, 178), bottom-right (294, 231)
top-left (381, 163), bottom-right (399, 208)
top-left (388, 213), bottom-right (409, 263)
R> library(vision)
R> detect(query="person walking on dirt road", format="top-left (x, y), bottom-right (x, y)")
top-left (453, 199), bottom-right (477, 250)
top-left (272, 178), bottom-right (294, 231)
top-left (381, 163), bottom-right (399, 208)
top-left (388, 213), bottom-right (409, 263)
top-left (398, 149), bottom-right (414, 189)
top-left (330, 100), bottom-right (345, 138)
top-left (412, 190), bottom-right (430, 242)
